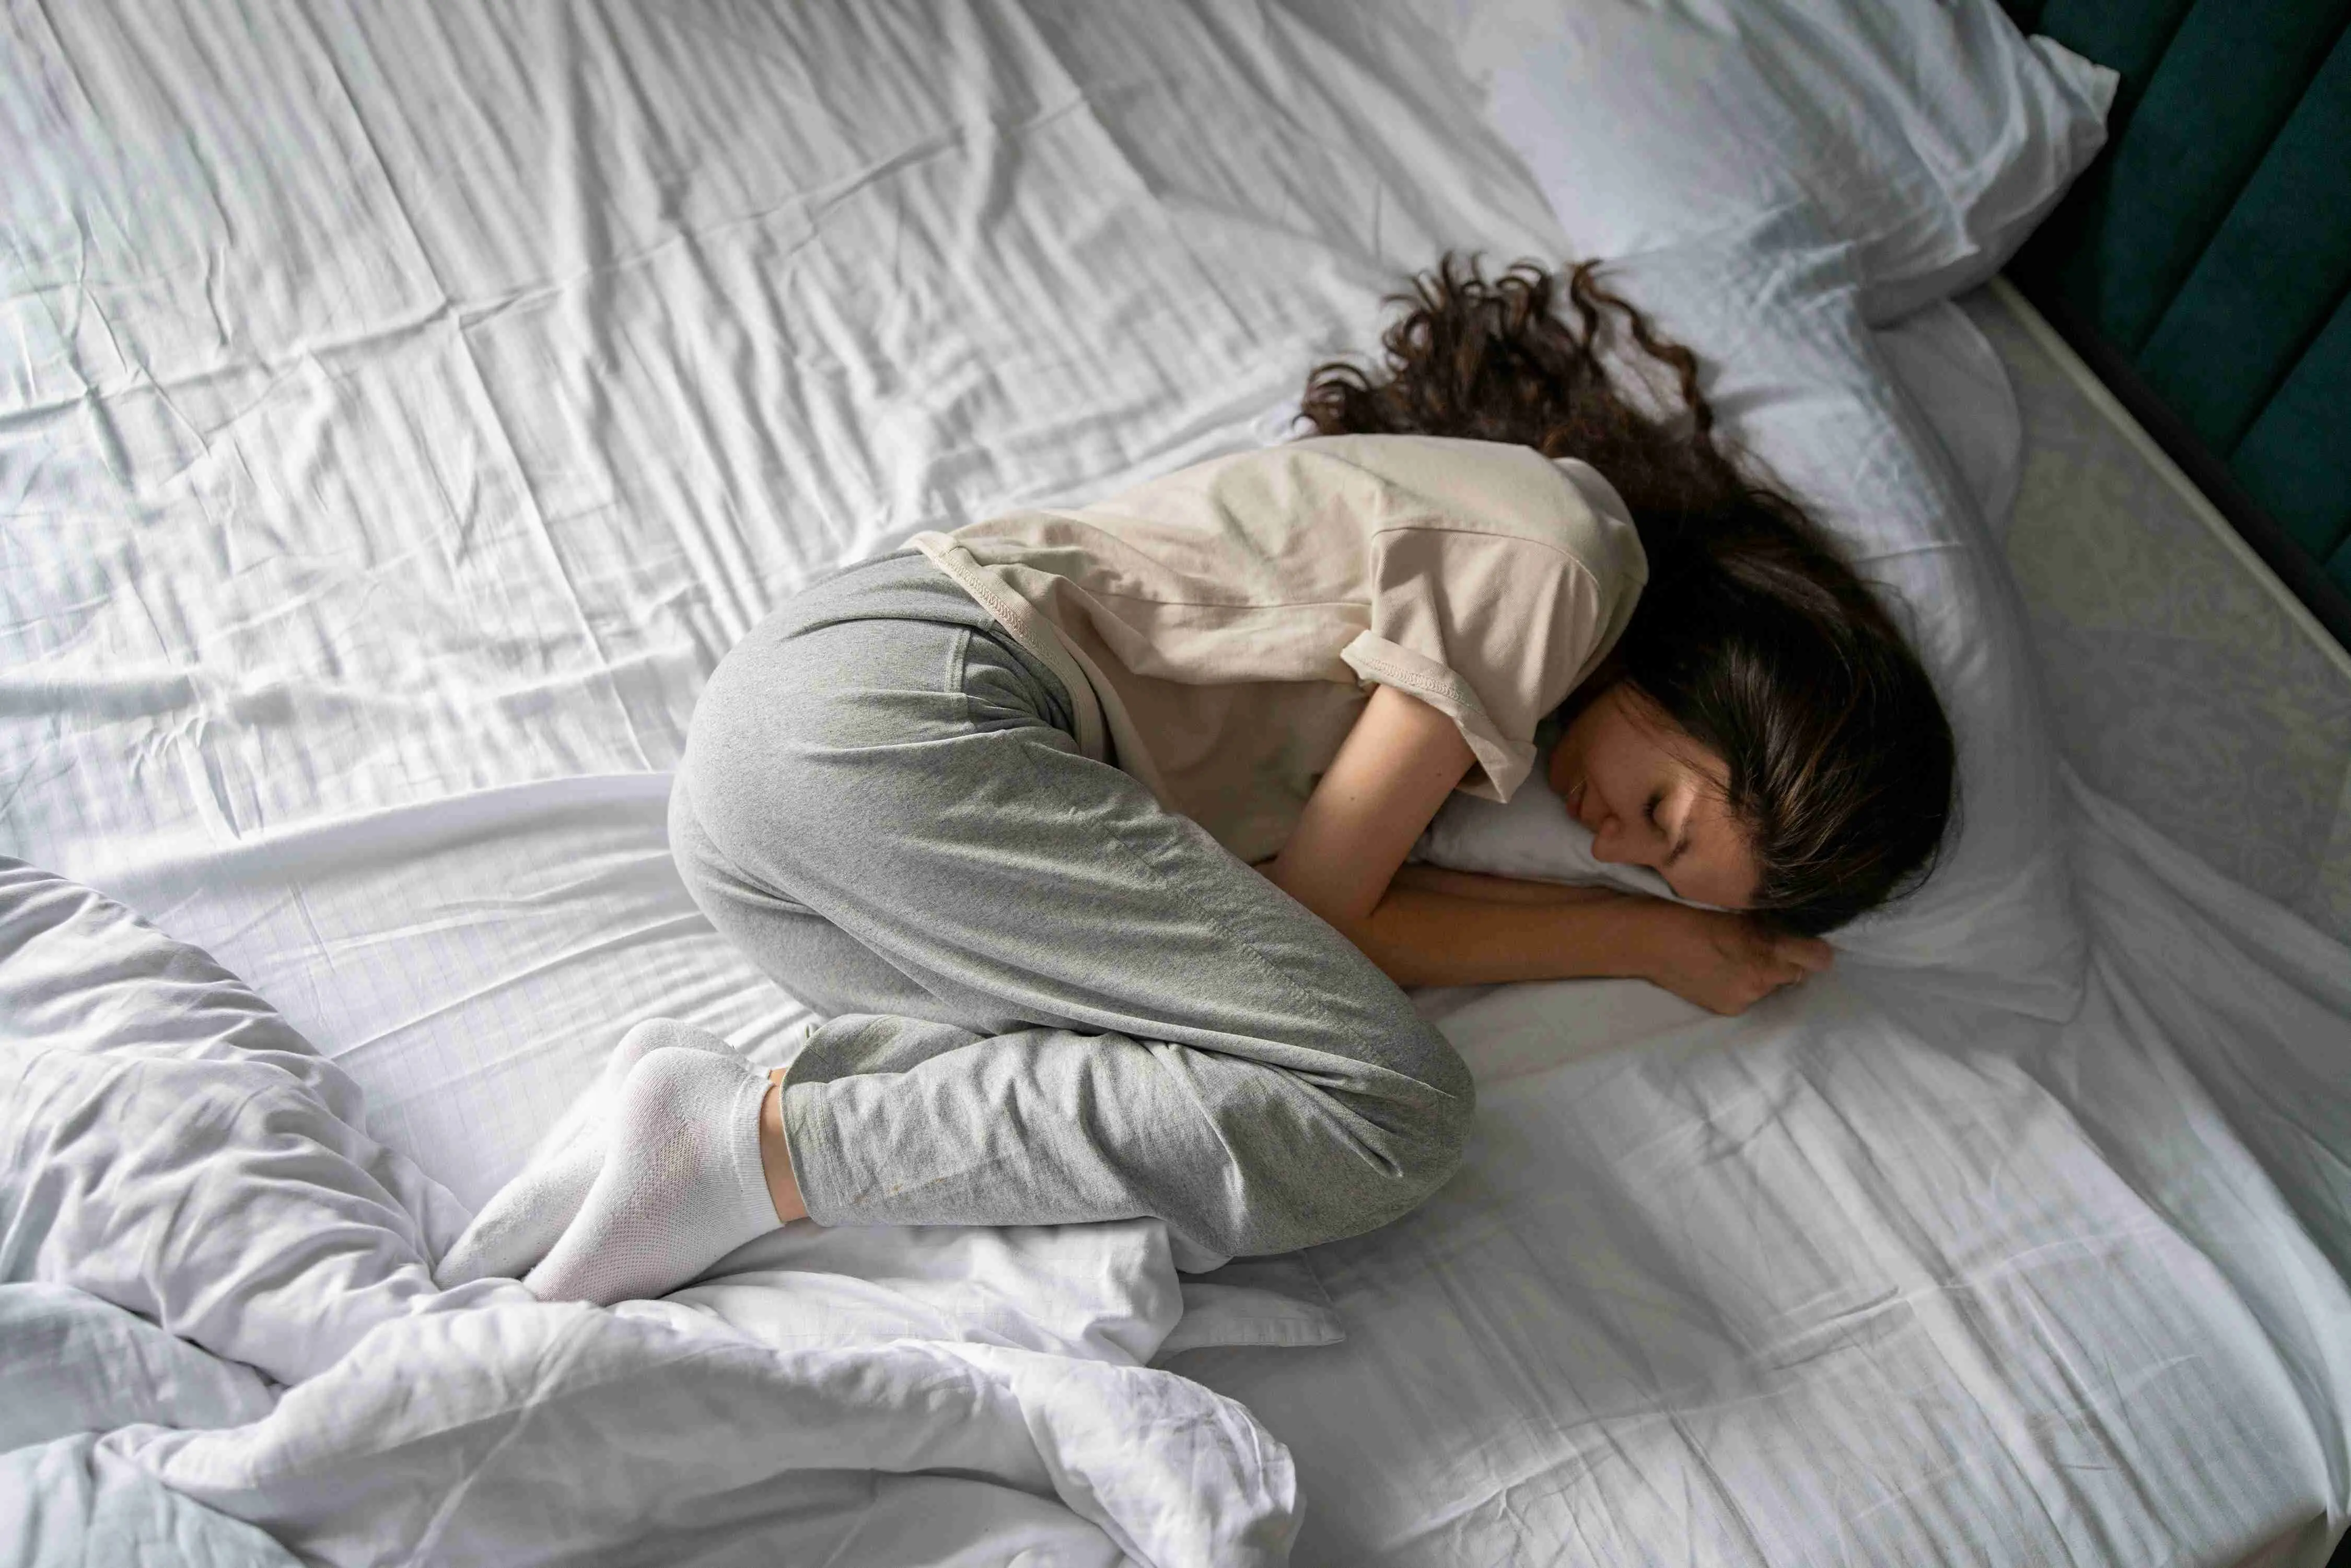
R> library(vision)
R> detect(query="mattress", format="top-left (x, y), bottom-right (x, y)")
top-left (4, 3), bottom-right (2347, 1563)
top-left (1180, 770), bottom-right (2351, 1562)
top-left (2, 0), bottom-right (1563, 1206)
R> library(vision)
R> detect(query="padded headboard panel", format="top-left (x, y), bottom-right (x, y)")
top-left (1999, 0), bottom-right (2351, 648)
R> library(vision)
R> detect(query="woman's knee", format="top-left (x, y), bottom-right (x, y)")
top-left (1391, 1010), bottom-right (1475, 1121)
top-left (666, 763), bottom-right (762, 925)
top-left (679, 624), bottom-right (813, 833)
top-left (1340, 1016), bottom-right (1474, 1222)
top-left (1378, 1056), bottom-right (1475, 1214)
top-left (682, 614), bottom-right (971, 867)
top-left (1225, 1027), bottom-right (1474, 1253)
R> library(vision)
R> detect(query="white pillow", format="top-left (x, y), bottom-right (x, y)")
top-left (1876, 298), bottom-right (2024, 545)
top-left (1413, 208), bottom-right (2088, 1021)
top-left (0, 860), bottom-right (496, 1386)
top-left (1458, 0), bottom-right (2117, 324)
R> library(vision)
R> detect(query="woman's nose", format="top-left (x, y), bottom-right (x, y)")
top-left (1591, 819), bottom-right (1651, 870)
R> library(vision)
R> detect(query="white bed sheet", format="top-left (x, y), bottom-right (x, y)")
top-left (3, 0), bottom-right (1564, 1206)
top-left (4, 3), bottom-right (2347, 1564)
top-left (1178, 768), bottom-right (2351, 1562)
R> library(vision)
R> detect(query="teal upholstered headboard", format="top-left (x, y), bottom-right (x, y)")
top-left (1998, 0), bottom-right (2351, 648)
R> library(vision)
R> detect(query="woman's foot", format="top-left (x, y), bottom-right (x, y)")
top-left (525, 1045), bottom-right (784, 1306)
top-left (435, 1020), bottom-right (732, 1287)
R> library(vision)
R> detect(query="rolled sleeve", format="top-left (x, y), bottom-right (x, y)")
top-left (1338, 629), bottom-right (1532, 801)
top-left (1351, 525), bottom-right (1614, 803)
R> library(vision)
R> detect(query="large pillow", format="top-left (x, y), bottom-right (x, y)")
top-left (1876, 299), bottom-right (2024, 545)
top-left (0, 860), bottom-right (502, 1387)
top-left (1453, 0), bottom-right (2116, 323)
top-left (1413, 208), bottom-right (2088, 1021)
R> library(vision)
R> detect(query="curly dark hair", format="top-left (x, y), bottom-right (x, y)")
top-left (1298, 253), bottom-right (1957, 936)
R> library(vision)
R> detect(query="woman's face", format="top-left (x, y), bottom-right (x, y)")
top-left (1546, 684), bottom-right (1761, 909)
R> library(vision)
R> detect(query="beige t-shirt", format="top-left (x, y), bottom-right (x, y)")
top-left (909, 434), bottom-right (1649, 865)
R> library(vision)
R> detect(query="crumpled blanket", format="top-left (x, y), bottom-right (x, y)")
top-left (0, 862), bottom-right (1302, 1566)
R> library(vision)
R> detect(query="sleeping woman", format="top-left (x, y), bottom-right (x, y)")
top-left (441, 255), bottom-right (1957, 1306)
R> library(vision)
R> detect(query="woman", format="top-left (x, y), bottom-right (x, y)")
top-left (446, 257), bottom-right (1956, 1306)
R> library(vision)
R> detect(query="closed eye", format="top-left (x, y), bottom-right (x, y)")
top-left (1649, 791), bottom-right (1691, 868)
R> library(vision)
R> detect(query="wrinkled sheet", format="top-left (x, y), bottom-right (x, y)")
top-left (0, 1267), bottom-right (1300, 1568)
top-left (0, 857), bottom-right (1300, 1566)
top-left (7, 1298), bottom-right (1295, 1567)
top-left (1180, 768), bottom-right (2351, 1563)
top-left (3, 2), bottom-right (2348, 1565)
top-left (2, 0), bottom-right (1561, 1208)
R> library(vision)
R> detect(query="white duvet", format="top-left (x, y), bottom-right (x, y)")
top-left (16, 1308), bottom-right (1294, 1567)
top-left (0, 861), bottom-right (1305, 1564)
top-left (4, 2), bottom-right (2349, 1565)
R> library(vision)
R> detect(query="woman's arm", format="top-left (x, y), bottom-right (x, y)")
top-left (1250, 681), bottom-right (1648, 980)
top-left (1385, 861), bottom-right (1620, 907)
top-left (1334, 877), bottom-right (1829, 1010)
top-left (1256, 683), bottom-right (1827, 1011)
top-left (1345, 881), bottom-right (1668, 988)
top-left (1260, 682), bottom-right (1482, 935)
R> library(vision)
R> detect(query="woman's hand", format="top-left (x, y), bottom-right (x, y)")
top-left (1632, 902), bottom-right (1833, 1016)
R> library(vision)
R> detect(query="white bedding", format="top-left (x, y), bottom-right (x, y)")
top-left (1184, 769), bottom-right (2351, 1562)
top-left (4, 2), bottom-right (2347, 1565)
top-left (14, 1302), bottom-right (1293, 1567)
top-left (0, 858), bottom-right (1303, 1563)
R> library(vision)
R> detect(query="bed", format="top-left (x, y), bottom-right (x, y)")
top-left (4, 3), bottom-right (2348, 1564)
top-left (1998, 0), bottom-right (2351, 650)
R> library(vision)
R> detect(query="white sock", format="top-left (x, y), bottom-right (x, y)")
top-left (436, 1020), bottom-right (732, 1288)
top-left (523, 1045), bottom-right (782, 1306)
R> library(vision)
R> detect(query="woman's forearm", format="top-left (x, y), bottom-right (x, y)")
top-left (1249, 856), bottom-right (1656, 989)
top-left (1385, 861), bottom-right (1620, 908)
top-left (1253, 858), bottom-right (1823, 1012)
top-left (1345, 881), bottom-right (1665, 990)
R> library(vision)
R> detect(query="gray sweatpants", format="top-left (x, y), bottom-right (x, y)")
top-left (670, 548), bottom-right (1473, 1260)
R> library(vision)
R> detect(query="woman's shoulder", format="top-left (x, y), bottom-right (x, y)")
top-left (1049, 435), bottom-right (1647, 594)
top-left (1285, 436), bottom-right (1646, 577)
